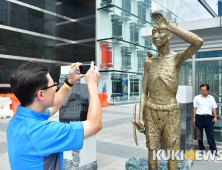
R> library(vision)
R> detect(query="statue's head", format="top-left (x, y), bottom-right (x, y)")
top-left (151, 25), bottom-right (172, 48)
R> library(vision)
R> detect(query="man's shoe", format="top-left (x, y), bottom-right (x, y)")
top-left (199, 150), bottom-right (205, 154)
top-left (215, 152), bottom-right (221, 157)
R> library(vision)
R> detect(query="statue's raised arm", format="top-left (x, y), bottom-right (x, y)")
top-left (151, 12), bottom-right (203, 66)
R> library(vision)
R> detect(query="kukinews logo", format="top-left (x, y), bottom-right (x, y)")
top-left (153, 150), bottom-right (222, 161)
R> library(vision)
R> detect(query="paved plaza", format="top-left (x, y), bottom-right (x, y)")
top-left (0, 104), bottom-right (222, 170)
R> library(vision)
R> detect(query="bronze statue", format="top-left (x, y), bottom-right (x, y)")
top-left (132, 12), bottom-right (203, 170)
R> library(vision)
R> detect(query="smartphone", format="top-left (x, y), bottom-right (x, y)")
top-left (79, 64), bottom-right (91, 74)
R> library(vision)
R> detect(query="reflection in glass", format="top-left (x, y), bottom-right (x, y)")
top-left (97, 6), bottom-right (153, 49)
top-left (195, 60), bottom-right (222, 114)
top-left (121, 46), bottom-right (132, 71)
top-left (129, 74), bottom-right (141, 101)
top-left (196, 50), bottom-right (222, 59)
top-left (179, 62), bottom-right (192, 86)
top-left (111, 73), bottom-right (128, 102)
top-left (214, 119), bottom-right (222, 143)
top-left (100, 0), bottom-right (113, 8)
top-left (205, 0), bottom-right (218, 15)
top-left (99, 41), bottom-right (113, 68)
top-left (110, 72), bottom-right (143, 104)
top-left (123, 0), bottom-right (132, 13)
top-left (97, 39), bottom-right (157, 73)
top-left (111, 14), bottom-right (123, 40)
top-left (137, 50), bottom-right (147, 72)
top-left (1, 0), bottom-right (96, 62)
top-left (97, 0), bottom-right (212, 24)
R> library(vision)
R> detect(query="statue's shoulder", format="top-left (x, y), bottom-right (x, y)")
top-left (172, 51), bottom-right (184, 58)
top-left (151, 55), bottom-right (159, 59)
top-left (144, 58), bottom-right (152, 65)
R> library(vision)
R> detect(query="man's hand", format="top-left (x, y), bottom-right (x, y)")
top-left (49, 62), bottom-right (85, 117)
top-left (213, 117), bottom-right (217, 123)
top-left (151, 12), bottom-right (170, 30)
top-left (193, 117), bottom-right (196, 124)
top-left (85, 61), bottom-right (100, 85)
top-left (68, 63), bottom-right (85, 84)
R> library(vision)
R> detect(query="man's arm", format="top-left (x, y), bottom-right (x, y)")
top-left (193, 107), bottom-right (197, 124)
top-left (81, 63), bottom-right (102, 139)
top-left (49, 63), bottom-right (84, 117)
top-left (212, 108), bottom-right (217, 123)
top-left (151, 12), bottom-right (203, 65)
top-left (212, 98), bottom-right (218, 123)
top-left (193, 96), bottom-right (198, 124)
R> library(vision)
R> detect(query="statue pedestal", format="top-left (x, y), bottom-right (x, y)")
top-left (125, 157), bottom-right (188, 170)
top-left (177, 86), bottom-right (193, 169)
top-left (60, 66), bottom-right (97, 170)
top-left (63, 135), bottom-right (97, 170)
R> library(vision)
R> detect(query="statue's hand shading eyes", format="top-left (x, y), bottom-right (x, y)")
top-left (151, 12), bottom-right (170, 30)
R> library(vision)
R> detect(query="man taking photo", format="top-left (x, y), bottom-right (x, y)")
top-left (7, 61), bottom-right (101, 170)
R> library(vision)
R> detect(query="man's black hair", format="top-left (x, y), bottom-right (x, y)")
top-left (200, 84), bottom-right (210, 91)
top-left (10, 62), bottom-right (49, 107)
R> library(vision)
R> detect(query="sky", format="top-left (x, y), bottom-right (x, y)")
top-left (205, 0), bottom-right (218, 15)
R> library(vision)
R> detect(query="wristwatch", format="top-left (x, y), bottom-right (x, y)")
top-left (64, 78), bottom-right (73, 87)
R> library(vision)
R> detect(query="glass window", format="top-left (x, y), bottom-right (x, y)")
top-left (219, 1), bottom-right (222, 16)
top-left (97, 38), bottom-right (157, 73)
top-left (195, 59), bottom-right (222, 144)
top-left (0, 0), bottom-right (96, 64)
top-left (97, 40), bottom-right (114, 71)
top-left (205, 0), bottom-right (218, 15)
top-left (213, 119), bottom-right (222, 143)
top-left (129, 73), bottom-right (143, 101)
top-left (97, 6), bottom-right (114, 40)
top-left (110, 72), bottom-right (144, 104)
top-left (179, 62), bottom-right (192, 86)
top-left (96, 0), bottom-right (204, 23)
top-left (195, 60), bottom-right (222, 107)
top-left (111, 73), bottom-right (127, 103)
top-left (196, 51), bottom-right (222, 59)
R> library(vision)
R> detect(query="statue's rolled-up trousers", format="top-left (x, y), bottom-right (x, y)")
top-left (144, 101), bottom-right (181, 170)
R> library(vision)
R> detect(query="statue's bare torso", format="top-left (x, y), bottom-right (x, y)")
top-left (146, 52), bottom-right (180, 105)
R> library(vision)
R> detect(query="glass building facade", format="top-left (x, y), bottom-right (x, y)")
top-left (96, 0), bottom-right (222, 144)
top-left (179, 52), bottom-right (222, 145)
top-left (0, 0), bottom-right (96, 93)
top-left (219, 0), bottom-right (222, 16)
top-left (205, 0), bottom-right (218, 15)
top-left (96, 0), bottom-right (213, 104)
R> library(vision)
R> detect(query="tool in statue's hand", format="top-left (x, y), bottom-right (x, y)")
top-left (131, 103), bottom-right (145, 146)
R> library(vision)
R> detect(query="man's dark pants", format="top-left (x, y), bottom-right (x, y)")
top-left (195, 114), bottom-right (217, 153)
